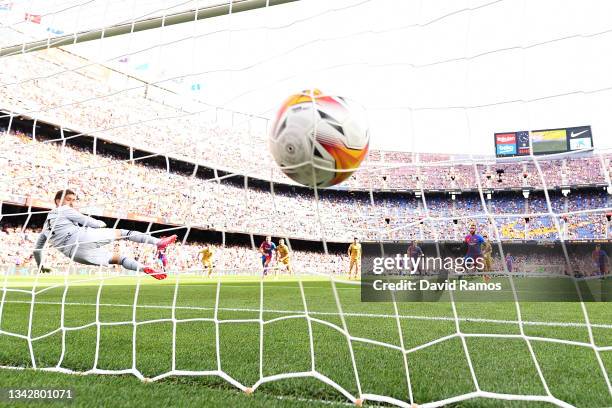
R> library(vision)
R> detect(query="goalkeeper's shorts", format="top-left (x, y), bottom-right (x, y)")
top-left (68, 228), bottom-right (116, 266)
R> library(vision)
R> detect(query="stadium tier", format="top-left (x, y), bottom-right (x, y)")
top-left (2, 49), bottom-right (612, 191)
top-left (2, 127), bottom-right (611, 242)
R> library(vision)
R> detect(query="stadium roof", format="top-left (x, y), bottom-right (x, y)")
top-left (2, 0), bottom-right (612, 154)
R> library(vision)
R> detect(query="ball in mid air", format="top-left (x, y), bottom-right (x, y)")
top-left (269, 89), bottom-right (370, 188)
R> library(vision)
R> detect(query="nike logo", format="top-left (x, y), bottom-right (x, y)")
top-left (570, 130), bottom-right (589, 138)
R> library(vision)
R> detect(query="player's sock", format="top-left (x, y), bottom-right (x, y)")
top-left (120, 255), bottom-right (145, 272)
top-left (120, 230), bottom-right (160, 245)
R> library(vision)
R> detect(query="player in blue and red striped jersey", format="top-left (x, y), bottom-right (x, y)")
top-left (407, 241), bottom-right (423, 275)
top-left (156, 248), bottom-right (168, 273)
top-left (464, 223), bottom-right (485, 273)
top-left (505, 252), bottom-right (515, 273)
top-left (259, 236), bottom-right (276, 277)
top-left (591, 244), bottom-right (609, 276)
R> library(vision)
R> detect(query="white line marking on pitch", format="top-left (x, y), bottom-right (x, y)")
top-left (3, 300), bottom-right (611, 329)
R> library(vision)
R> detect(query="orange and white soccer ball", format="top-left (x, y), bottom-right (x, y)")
top-left (269, 89), bottom-right (370, 188)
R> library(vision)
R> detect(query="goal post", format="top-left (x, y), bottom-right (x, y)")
top-left (0, 0), bottom-right (299, 57)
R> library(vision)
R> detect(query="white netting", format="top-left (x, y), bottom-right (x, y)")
top-left (0, 271), bottom-right (611, 407)
top-left (1, 0), bottom-right (611, 407)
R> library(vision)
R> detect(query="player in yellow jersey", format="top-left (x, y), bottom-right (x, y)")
top-left (347, 237), bottom-right (362, 279)
top-left (276, 239), bottom-right (293, 275)
top-left (481, 232), bottom-right (492, 282)
top-left (198, 244), bottom-right (214, 277)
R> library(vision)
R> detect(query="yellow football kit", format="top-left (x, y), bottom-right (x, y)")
top-left (199, 248), bottom-right (214, 272)
top-left (482, 241), bottom-right (492, 271)
top-left (277, 244), bottom-right (291, 265)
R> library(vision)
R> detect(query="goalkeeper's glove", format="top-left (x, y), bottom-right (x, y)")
top-left (40, 266), bottom-right (52, 274)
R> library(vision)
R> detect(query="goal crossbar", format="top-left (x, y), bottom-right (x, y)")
top-left (0, 0), bottom-right (299, 57)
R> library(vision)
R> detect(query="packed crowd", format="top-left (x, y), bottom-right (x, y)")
top-left (1, 49), bottom-right (612, 190)
top-left (2, 131), bottom-right (611, 242)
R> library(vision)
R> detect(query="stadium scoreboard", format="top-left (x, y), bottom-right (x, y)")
top-left (494, 125), bottom-right (593, 157)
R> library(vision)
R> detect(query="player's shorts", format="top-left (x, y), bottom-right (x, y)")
top-left (464, 255), bottom-right (484, 271)
top-left (69, 228), bottom-right (116, 266)
top-left (483, 255), bottom-right (493, 271)
top-left (262, 254), bottom-right (272, 266)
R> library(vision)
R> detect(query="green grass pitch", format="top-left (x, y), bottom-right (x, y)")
top-left (0, 274), bottom-right (610, 407)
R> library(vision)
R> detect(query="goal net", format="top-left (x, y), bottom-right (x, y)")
top-left (1, 0), bottom-right (611, 407)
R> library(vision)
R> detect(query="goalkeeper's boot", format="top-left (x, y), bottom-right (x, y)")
top-left (157, 234), bottom-right (178, 250)
top-left (143, 266), bottom-right (167, 280)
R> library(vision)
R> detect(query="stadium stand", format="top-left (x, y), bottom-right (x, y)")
top-left (1, 48), bottom-right (611, 252)
top-left (1, 129), bottom-right (611, 242)
top-left (2, 48), bottom-right (611, 190)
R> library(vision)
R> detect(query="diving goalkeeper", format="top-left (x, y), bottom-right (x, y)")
top-left (32, 189), bottom-right (177, 280)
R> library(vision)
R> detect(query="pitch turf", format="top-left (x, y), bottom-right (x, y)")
top-left (0, 274), bottom-right (610, 407)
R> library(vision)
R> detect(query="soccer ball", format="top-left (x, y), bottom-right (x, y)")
top-left (269, 89), bottom-right (370, 188)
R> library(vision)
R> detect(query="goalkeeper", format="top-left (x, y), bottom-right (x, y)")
top-left (32, 189), bottom-right (177, 280)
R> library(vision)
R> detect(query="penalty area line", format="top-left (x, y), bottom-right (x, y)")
top-left (2, 300), bottom-right (611, 329)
